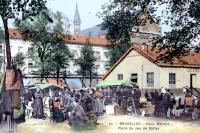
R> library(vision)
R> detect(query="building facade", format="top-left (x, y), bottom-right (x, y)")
top-left (130, 11), bottom-right (161, 45)
top-left (103, 45), bottom-right (200, 89)
top-left (0, 29), bottom-right (109, 76)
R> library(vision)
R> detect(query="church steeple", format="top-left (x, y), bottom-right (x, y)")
top-left (74, 3), bottom-right (81, 35)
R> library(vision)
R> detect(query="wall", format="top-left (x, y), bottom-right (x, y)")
top-left (104, 49), bottom-right (200, 89)
top-left (0, 39), bottom-right (109, 76)
top-left (66, 43), bottom-right (108, 75)
top-left (105, 50), bottom-right (161, 89)
top-left (160, 67), bottom-right (200, 88)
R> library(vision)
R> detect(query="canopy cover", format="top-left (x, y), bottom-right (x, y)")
top-left (36, 83), bottom-right (63, 90)
top-left (97, 80), bottom-right (134, 87)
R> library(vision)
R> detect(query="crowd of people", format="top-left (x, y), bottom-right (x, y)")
top-left (21, 85), bottom-right (142, 125)
top-left (2, 83), bottom-right (199, 126)
top-left (145, 87), bottom-right (200, 120)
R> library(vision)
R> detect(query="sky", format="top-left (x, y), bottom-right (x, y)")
top-left (0, 0), bottom-right (171, 34)
top-left (47, 0), bottom-right (108, 30)
top-left (0, 0), bottom-right (108, 31)
top-left (47, 0), bottom-right (171, 33)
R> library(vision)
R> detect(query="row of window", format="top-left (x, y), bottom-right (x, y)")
top-left (71, 50), bottom-right (108, 61)
top-left (117, 72), bottom-right (176, 87)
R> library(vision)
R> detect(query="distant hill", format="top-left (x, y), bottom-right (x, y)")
top-left (80, 25), bottom-right (107, 37)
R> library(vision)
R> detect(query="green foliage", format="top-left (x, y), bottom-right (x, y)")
top-left (152, 0), bottom-right (200, 62)
top-left (47, 43), bottom-right (72, 79)
top-left (0, 27), bottom-right (4, 43)
top-left (0, 0), bottom-right (48, 20)
top-left (101, 0), bottom-right (200, 64)
top-left (75, 41), bottom-right (96, 86)
top-left (0, 0), bottom-right (49, 68)
top-left (17, 11), bottom-right (71, 82)
top-left (13, 52), bottom-right (25, 69)
top-left (100, 0), bottom-right (158, 68)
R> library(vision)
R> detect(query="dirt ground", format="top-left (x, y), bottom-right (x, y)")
top-left (17, 115), bottom-right (200, 133)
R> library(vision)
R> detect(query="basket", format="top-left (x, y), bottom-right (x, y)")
top-left (114, 106), bottom-right (127, 115)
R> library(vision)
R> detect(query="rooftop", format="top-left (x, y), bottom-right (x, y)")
top-left (102, 44), bottom-right (200, 80)
top-left (8, 28), bottom-right (109, 46)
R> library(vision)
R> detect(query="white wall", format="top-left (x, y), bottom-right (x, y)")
top-left (0, 39), bottom-right (109, 76)
top-left (67, 43), bottom-right (108, 75)
top-left (104, 49), bottom-right (200, 89)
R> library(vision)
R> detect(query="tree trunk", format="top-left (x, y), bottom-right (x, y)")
top-left (89, 69), bottom-right (92, 87)
top-left (2, 17), bottom-right (12, 69)
top-left (40, 61), bottom-right (44, 83)
top-left (82, 71), bottom-right (85, 88)
top-left (56, 67), bottom-right (60, 85)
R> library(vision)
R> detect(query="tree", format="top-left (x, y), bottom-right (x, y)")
top-left (100, 0), bottom-right (158, 67)
top-left (47, 43), bottom-right (72, 84)
top-left (75, 41), bottom-right (96, 87)
top-left (151, 0), bottom-right (200, 62)
top-left (13, 52), bottom-right (25, 69)
top-left (0, 27), bottom-right (4, 69)
top-left (0, 0), bottom-right (50, 69)
top-left (0, 27), bottom-right (4, 43)
top-left (17, 12), bottom-right (69, 82)
top-left (47, 11), bottom-right (72, 83)
top-left (101, 0), bottom-right (200, 63)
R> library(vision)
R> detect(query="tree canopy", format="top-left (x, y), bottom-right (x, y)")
top-left (0, 0), bottom-right (50, 69)
top-left (75, 40), bottom-right (96, 87)
top-left (17, 11), bottom-right (71, 82)
top-left (100, 0), bottom-right (158, 67)
top-left (100, 0), bottom-right (200, 65)
top-left (13, 52), bottom-right (25, 69)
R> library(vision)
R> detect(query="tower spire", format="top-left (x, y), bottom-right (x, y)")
top-left (74, 2), bottom-right (81, 35)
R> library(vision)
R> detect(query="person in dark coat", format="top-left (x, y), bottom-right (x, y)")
top-left (170, 93), bottom-right (176, 110)
top-left (162, 89), bottom-right (171, 118)
top-left (33, 88), bottom-right (44, 119)
top-left (52, 99), bottom-right (64, 123)
top-left (24, 89), bottom-right (33, 106)
top-left (133, 87), bottom-right (141, 114)
top-left (144, 91), bottom-right (151, 101)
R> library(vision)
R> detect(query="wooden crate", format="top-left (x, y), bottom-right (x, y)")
top-left (114, 106), bottom-right (127, 115)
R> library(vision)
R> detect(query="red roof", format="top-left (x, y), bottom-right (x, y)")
top-left (102, 44), bottom-right (200, 80)
top-left (8, 28), bottom-right (110, 46)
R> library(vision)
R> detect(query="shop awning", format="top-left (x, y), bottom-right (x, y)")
top-left (36, 83), bottom-right (63, 90)
top-left (97, 80), bottom-right (134, 87)
top-left (65, 78), bottom-right (83, 89)
top-left (23, 78), bottom-right (35, 87)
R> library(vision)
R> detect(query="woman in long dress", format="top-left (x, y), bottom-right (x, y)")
top-left (33, 88), bottom-right (44, 119)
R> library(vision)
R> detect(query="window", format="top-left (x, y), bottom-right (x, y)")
top-left (72, 50), bottom-right (78, 59)
top-left (94, 51), bottom-right (101, 61)
top-left (0, 45), bottom-right (2, 53)
top-left (95, 65), bottom-right (100, 75)
top-left (18, 46), bottom-right (23, 52)
top-left (147, 72), bottom-right (154, 87)
top-left (130, 73), bottom-right (137, 83)
top-left (117, 74), bottom-right (123, 80)
top-left (169, 73), bottom-right (176, 88)
top-left (28, 47), bottom-right (33, 51)
top-left (104, 52), bottom-right (109, 57)
top-left (28, 63), bottom-right (33, 68)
